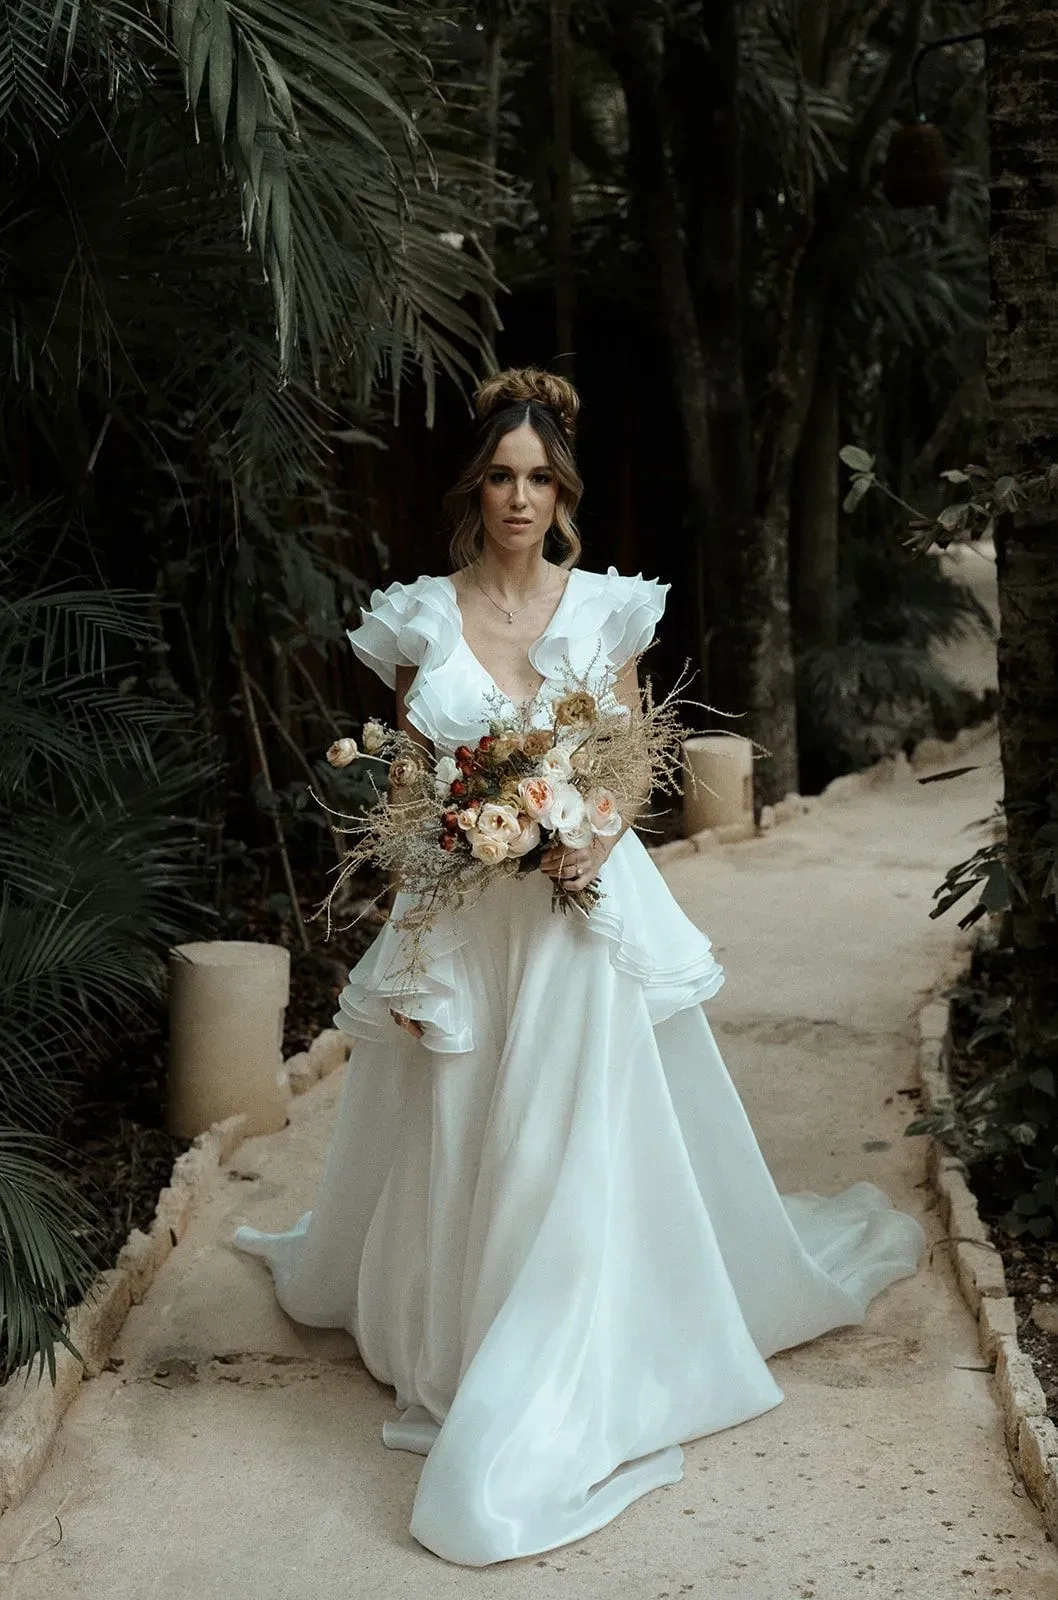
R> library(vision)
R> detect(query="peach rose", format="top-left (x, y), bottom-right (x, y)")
top-left (475, 802), bottom-right (522, 842)
top-left (586, 786), bottom-right (622, 837)
top-left (455, 804), bottom-right (481, 832)
top-left (469, 832), bottom-right (509, 864)
top-left (506, 816), bottom-right (542, 858)
top-left (517, 775), bottom-right (556, 822)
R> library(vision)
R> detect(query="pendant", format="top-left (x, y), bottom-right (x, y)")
top-left (507, 612), bottom-right (514, 624)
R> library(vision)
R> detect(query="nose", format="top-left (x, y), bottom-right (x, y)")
top-left (509, 482), bottom-right (527, 508)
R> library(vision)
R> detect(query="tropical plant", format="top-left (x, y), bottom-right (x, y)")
top-left (844, 431), bottom-right (1058, 1231)
top-left (0, 503), bottom-right (223, 1380)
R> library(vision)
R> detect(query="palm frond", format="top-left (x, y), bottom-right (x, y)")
top-left (0, 1124), bottom-right (103, 1386)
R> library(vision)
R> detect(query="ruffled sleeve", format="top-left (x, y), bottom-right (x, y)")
top-left (345, 574), bottom-right (461, 745)
top-left (346, 577), bottom-right (427, 689)
top-left (598, 567), bottom-right (670, 668)
top-left (528, 566), bottom-right (670, 686)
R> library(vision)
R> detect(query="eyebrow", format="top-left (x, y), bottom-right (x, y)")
top-left (488, 462), bottom-right (552, 473)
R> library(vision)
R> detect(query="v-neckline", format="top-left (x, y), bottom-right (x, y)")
top-left (439, 567), bottom-right (577, 705)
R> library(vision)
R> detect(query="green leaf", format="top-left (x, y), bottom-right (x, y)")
top-left (839, 445), bottom-right (875, 473)
top-left (937, 502), bottom-right (969, 531)
top-left (842, 475), bottom-right (872, 513)
top-left (939, 469), bottom-right (970, 484)
top-left (1029, 1068), bottom-right (1056, 1096)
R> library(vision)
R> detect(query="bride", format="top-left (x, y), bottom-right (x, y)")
top-left (232, 366), bottom-right (927, 1567)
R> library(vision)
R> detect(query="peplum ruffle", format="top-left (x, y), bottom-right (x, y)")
top-left (585, 827), bottom-right (725, 1023)
top-left (333, 893), bottom-right (475, 1055)
top-left (333, 827), bottom-right (723, 1055)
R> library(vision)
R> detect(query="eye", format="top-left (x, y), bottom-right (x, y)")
top-left (487, 469), bottom-right (510, 484)
top-left (531, 472), bottom-right (553, 485)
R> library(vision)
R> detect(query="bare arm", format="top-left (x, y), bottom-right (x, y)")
top-left (606, 654), bottom-right (652, 846)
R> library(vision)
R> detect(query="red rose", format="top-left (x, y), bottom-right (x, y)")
top-left (439, 832), bottom-right (458, 851)
top-left (454, 745), bottom-right (473, 764)
top-left (478, 735), bottom-right (493, 751)
top-left (450, 779), bottom-right (467, 797)
top-left (442, 810), bottom-right (460, 832)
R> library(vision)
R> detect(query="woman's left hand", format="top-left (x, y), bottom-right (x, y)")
top-left (539, 833), bottom-right (614, 894)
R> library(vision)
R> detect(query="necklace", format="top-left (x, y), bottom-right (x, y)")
top-left (471, 561), bottom-right (555, 624)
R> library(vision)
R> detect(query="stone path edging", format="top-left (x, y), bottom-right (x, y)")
top-left (650, 715), bottom-right (999, 867)
top-left (913, 956), bottom-right (1058, 1533)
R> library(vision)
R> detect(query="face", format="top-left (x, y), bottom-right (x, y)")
top-left (479, 421), bottom-right (559, 552)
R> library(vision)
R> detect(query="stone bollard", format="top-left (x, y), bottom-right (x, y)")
top-left (682, 735), bottom-right (754, 838)
top-left (167, 941), bottom-right (291, 1138)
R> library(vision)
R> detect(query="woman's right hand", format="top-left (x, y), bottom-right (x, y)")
top-left (391, 1009), bottom-right (425, 1039)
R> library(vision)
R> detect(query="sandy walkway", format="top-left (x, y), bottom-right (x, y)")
top-left (4, 544), bottom-right (1053, 1599)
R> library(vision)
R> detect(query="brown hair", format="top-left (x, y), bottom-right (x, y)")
top-left (445, 366), bottom-right (584, 572)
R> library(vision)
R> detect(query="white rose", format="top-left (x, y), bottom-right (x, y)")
top-left (547, 782), bottom-right (592, 847)
top-left (469, 832), bottom-right (509, 864)
top-left (361, 719), bottom-right (386, 754)
top-left (455, 804), bottom-right (480, 832)
top-left (506, 816), bottom-right (541, 858)
top-left (539, 745), bottom-right (573, 780)
top-left (586, 786), bottom-right (622, 837)
top-left (433, 754), bottom-right (461, 798)
top-left (475, 802), bottom-right (522, 842)
top-left (558, 816), bottom-right (593, 849)
top-left (326, 737), bottom-right (358, 768)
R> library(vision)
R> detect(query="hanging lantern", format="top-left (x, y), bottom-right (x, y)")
top-left (882, 118), bottom-right (954, 208)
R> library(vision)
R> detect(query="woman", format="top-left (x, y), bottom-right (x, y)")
top-left (233, 366), bottom-right (927, 1568)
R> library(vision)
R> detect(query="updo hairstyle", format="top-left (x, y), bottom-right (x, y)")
top-left (445, 366), bottom-right (584, 572)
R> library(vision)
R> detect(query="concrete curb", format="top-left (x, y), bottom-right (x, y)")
top-left (0, 1026), bottom-right (352, 1515)
top-left (650, 715), bottom-right (998, 859)
top-left (913, 955), bottom-right (1058, 1531)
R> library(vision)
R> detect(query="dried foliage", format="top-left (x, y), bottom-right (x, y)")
top-left (309, 647), bottom-right (766, 984)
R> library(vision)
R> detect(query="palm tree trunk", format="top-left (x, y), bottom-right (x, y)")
top-left (986, 1), bottom-right (1058, 1079)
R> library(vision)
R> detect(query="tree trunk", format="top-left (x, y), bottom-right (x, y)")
top-left (550, 0), bottom-right (574, 379)
top-left (791, 322), bottom-right (841, 650)
top-left (986, 1), bottom-right (1058, 1078)
top-left (610, 22), bottom-right (714, 699)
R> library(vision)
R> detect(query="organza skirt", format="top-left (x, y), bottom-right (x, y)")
top-left (232, 831), bottom-right (926, 1566)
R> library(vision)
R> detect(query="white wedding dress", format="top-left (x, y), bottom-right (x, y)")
top-left (232, 565), bottom-right (927, 1567)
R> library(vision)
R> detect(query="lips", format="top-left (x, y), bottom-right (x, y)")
top-left (504, 518), bottom-right (532, 527)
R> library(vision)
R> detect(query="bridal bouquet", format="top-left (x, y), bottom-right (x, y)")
top-left (310, 656), bottom-right (755, 980)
